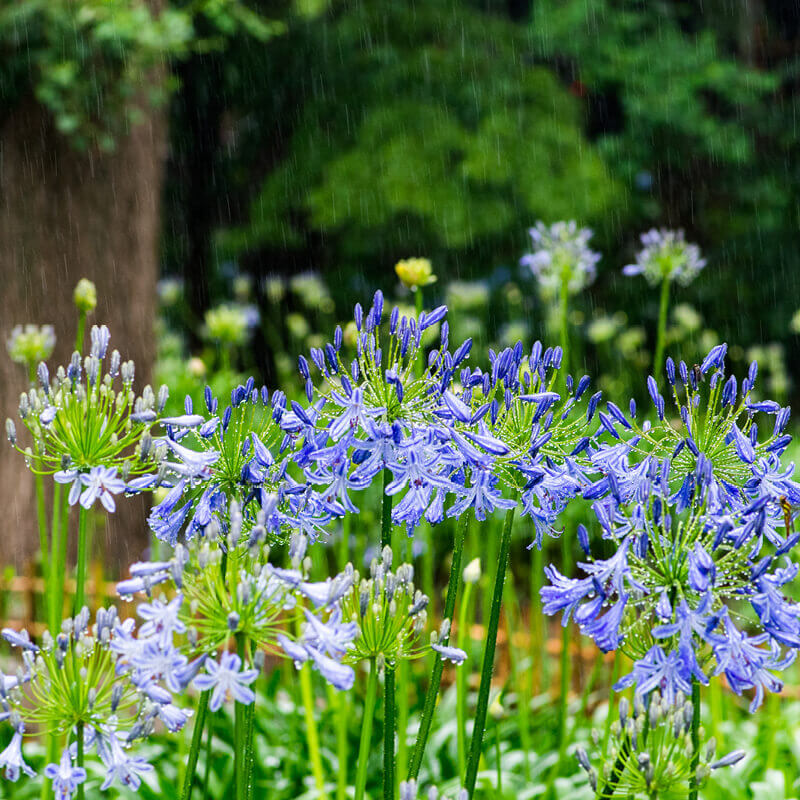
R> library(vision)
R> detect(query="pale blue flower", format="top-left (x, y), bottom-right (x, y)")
top-left (193, 652), bottom-right (258, 712)
top-left (44, 748), bottom-right (86, 800)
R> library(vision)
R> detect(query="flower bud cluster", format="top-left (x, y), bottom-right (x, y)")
top-left (576, 692), bottom-right (744, 797)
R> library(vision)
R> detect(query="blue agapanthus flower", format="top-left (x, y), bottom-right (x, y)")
top-left (542, 345), bottom-right (800, 711)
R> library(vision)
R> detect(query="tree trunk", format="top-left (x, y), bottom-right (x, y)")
top-left (0, 97), bottom-right (167, 574)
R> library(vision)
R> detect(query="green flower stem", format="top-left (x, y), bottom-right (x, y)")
top-left (34, 473), bottom-right (49, 619)
top-left (408, 510), bottom-right (470, 779)
top-left (414, 289), bottom-right (424, 379)
top-left (559, 277), bottom-right (570, 380)
top-left (653, 276), bottom-right (670, 379)
top-left (300, 661), bottom-right (328, 800)
top-left (335, 687), bottom-right (349, 800)
top-left (456, 580), bottom-right (474, 778)
top-left (76, 721), bottom-right (85, 800)
top-left (548, 533), bottom-right (572, 791)
top-left (396, 658), bottom-right (410, 790)
top-left (380, 469), bottom-right (395, 799)
top-left (48, 483), bottom-right (63, 633)
top-left (73, 506), bottom-right (88, 614)
top-left (355, 659), bottom-right (379, 800)
top-left (180, 690), bottom-right (210, 800)
top-left (384, 665), bottom-right (396, 800)
top-left (243, 691), bottom-right (256, 800)
top-left (75, 311), bottom-right (87, 353)
top-left (483, 516), bottom-right (498, 624)
top-left (464, 504), bottom-right (516, 796)
top-left (234, 700), bottom-right (243, 798)
top-left (58, 489), bottom-right (69, 614)
top-left (530, 544), bottom-right (547, 693)
top-left (689, 679), bottom-right (701, 800)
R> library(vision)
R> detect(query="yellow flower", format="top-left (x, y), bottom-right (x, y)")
top-left (395, 258), bottom-right (436, 291)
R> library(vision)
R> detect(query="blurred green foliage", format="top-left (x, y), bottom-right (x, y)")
top-left (218, 0), bottom-right (626, 267)
top-left (0, 0), bottom-right (281, 150)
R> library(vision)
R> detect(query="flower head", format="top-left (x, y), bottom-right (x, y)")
top-left (623, 228), bottom-right (706, 287)
top-left (575, 692), bottom-right (744, 795)
top-left (6, 324), bottom-right (55, 367)
top-left (44, 748), bottom-right (87, 800)
top-left (520, 220), bottom-right (601, 295)
top-left (395, 258), bottom-right (437, 291)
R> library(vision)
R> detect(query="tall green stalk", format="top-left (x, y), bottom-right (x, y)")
top-left (335, 687), bottom-right (349, 800)
top-left (558, 278), bottom-right (570, 380)
top-left (180, 690), bottom-right (210, 800)
top-left (75, 311), bottom-right (87, 354)
top-left (300, 662), bottom-right (328, 800)
top-left (408, 511), bottom-right (470, 779)
top-left (653, 276), bottom-right (670, 379)
top-left (354, 660), bottom-right (379, 800)
top-left (76, 722), bottom-right (85, 800)
top-left (380, 469), bottom-right (395, 799)
top-left (384, 665), bottom-right (396, 800)
top-left (396, 658), bottom-right (410, 788)
top-left (529, 544), bottom-right (547, 693)
top-left (73, 506), bottom-right (88, 613)
top-left (456, 579), bottom-right (474, 778)
top-left (48, 484), bottom-right (63, 633)
top-left (34, 473), bottom-right (49, 597)
top-left (689, 679), bottom-right (701, 800)
top-left (548, 533), bottom-right (572, 792)
top-left (463, 504), bottom-right (516, 796)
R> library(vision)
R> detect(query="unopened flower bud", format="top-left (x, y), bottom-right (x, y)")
top-left (463, 558), bottom-right (481, 584)
top-left (73, 278), bottom-right (97, 313)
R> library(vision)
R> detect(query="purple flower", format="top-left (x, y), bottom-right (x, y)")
top-left (45, 749), bottom-right (86, 800)
top-left (78, 466), bottom-right (126, 512)
top-left (54, 469), bottom-right (83, 506)
top-left (614, 645), bottom-right (694, 705)
top-left (193, 652), bottom-right (258, 712)
top-left (97, 728), bottom-right (152, 790)
top-left (432, 643), bottom-right (467, 665)
top-left (0, 727), bottom-right (35, 781)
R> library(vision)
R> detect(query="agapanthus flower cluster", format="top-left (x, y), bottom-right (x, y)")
top-left (623, 229), bottom-right (706, 287)
top-left (333, 545), bottom-right (446, 671)
top-left (0, 603), bottom-right (191, 795)
top-left (136, 381), bottom-right (336, 546)
top-left (6, 324), bottom-right (56, 368)
top-left (543, 344), bottom-right (799, 711)
top-left (118, 519), bottom-right (361, 694)
top-left (594, 343), bottom-right (790, 487)
top-left (576, 693), bottom-right (744, 797)
top-left (297, 292), bottom-right (597, 543)
top-left (520, 220), bottom-right (601, 294)
top-left (6, 325), bottom-right (160, 511)
top-left (203, 303), bottom-right (259, 348)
